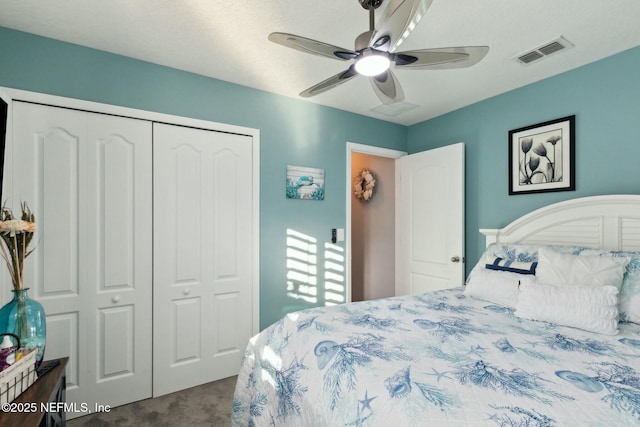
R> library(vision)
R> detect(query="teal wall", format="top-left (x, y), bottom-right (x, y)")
top-left (3, 26), bottom-right (639, 330)
top-left (0, 27), bottom-right (407, 329)
top-left (408, 46), bottom-right (640, 275)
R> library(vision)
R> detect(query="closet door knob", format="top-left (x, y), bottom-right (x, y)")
top-left (183, 288), bottom-right (191, 295)
top-left (112, 295), bottom-right (120, 303)
top-left (451, 256), bottom-right (461, 263)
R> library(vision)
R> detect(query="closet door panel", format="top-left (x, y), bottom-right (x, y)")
top-left (11, 102), bottom-right (152, 414)
top-left (85, 113), bottom-right (152, 407)
top-left (153, 123), bottom-right (254, 397)
top-left (11, 102), bottom-right (87, 403)
top-left (213, 149), bottom-right (239, 279)
top-left (45, 312), bottom-right (80, 388)
top-left (163, 143), bottom-right (205, 366)
top-left (101, 137), bottom-right (134, 286)
top-left (210, 141), bottom-right (253, 364)
top-left (41, 127), bottom-right (81, 294)
top-left (173, 297), bottom-right (202, 362)
top-left (15, 105), bottom-right (83, 296)
top-left (153, 124), bottom-right (210, 396)
top-left (98, 305), bottom-right (134, 376)
top-left (173, 145), bottom-right (203, 283)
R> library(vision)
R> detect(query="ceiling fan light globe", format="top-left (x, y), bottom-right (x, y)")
top-left (355, 51), bottom-right (391, 76)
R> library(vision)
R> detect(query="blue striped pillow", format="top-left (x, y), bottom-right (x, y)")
top-left (485, 255), bottom-right (537, 275)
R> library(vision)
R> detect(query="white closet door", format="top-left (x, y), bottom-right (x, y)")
top-left (83, 113), bottom-right (153, 407)
top-left (153, 123), bottom-right (254, 396)
top-left (11, 102), bottom-right (153, 410)
top-left (12, 102), bottom-right (88, 403)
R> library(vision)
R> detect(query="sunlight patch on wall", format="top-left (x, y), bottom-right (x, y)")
top-left (324, 243), bottom-right (345, 306)
top-left (286, 229), bottom-right (318, 303)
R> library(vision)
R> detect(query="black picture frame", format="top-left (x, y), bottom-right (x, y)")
top-left (508, 115), bottom-right (575, 195)
top-left (0, 98), bottom-right (7, 206)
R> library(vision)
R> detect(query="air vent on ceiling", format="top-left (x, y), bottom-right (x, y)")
top-left (515, 37), bottom-right (573, 65)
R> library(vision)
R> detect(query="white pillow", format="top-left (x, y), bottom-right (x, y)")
top-left (464, 268), bottom-right (533, 309)
top-left (515, 280), bottom-right (619, 335)
top-left (536, 247), bottom-right (630, 289)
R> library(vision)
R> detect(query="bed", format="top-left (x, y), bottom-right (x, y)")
top-left (232, 195), bottom-right (640, 426)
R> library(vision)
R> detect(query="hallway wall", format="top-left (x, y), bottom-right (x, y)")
top-left (351, 153), bottom-right (396, 301)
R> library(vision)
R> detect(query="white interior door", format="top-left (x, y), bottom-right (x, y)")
top-left (396, 143), bottom-right (465, 295)
top-left (153, 123), bottom-right (254, 397)
top-left (11, 102), bottom-right (153, 410)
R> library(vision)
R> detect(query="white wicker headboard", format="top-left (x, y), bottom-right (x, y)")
top-left (480, 195), bottom-right (640, 251)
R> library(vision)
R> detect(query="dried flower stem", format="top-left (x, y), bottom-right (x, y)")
top-left (0, 202), bottom-right (37, 291)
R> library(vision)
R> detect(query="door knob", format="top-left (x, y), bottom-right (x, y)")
top-left (451, 256), bottom-right (461, 263)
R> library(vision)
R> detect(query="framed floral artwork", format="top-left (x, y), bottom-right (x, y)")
top-left (508, 115), bottom-right (575, 195)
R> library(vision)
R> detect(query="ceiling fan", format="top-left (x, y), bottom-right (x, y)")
top-left (269, 0), bottom-right (489, 104)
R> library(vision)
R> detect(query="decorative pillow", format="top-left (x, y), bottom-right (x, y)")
top-left (620, 292), bottom-right (640, 324)
top-left (515, 281), bottom-right (619, 335)
top-left (536, 247), bottom-right (630, 289)
top-left (485, 255), bottom-right (537, 275)
top-left (465, 243), bottom-right (587, 286)
top-left (464, 268), bottom-right (533, 309)
top-left (587, 250), bottom-right (640, 324)
top-left (467, 243), bottom-right (640, 324)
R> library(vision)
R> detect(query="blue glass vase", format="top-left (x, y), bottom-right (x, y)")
top-left (0, 288), bottom-right (46, 368)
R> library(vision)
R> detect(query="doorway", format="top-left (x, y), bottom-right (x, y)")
top-left (346, 143), bottom-right (406, 303)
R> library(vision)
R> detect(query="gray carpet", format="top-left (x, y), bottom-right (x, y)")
top-left (67, 376), bottom-right (237, 427)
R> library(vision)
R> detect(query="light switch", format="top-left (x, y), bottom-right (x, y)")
top-left (337, 228), bottom-right (345, 242)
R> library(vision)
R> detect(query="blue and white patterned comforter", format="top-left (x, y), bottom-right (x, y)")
top-left (232, 288), bottom-right (640, 426)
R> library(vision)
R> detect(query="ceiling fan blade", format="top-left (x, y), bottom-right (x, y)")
top-left (395, 46), bottom-right (489, 69)
top-left (371, 0), bottom-right (433, 52)
top-left (300, 66), bottom-right (359, 98)
top-left (269, 32), bottom-right (357, 61)
top-left (370, 69), bottom-right (405, 104)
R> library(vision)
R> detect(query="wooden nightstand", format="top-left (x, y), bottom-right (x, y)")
top-left (0, 357), bottom-right (68, 427)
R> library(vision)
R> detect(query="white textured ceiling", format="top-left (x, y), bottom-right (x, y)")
top-left (1, 0), bottom-right (639, 125)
